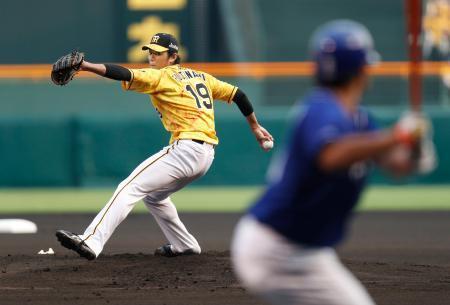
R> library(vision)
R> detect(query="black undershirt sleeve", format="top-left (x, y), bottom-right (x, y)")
top-left (232, 88), bottom-right (254, 117)
top-left (104, 64), bottom-right (132, 81)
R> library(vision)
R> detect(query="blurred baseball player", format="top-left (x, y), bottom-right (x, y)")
top-left (53, 33), bottom-right (273, 260)
top-left (231, 20), bottom-right (435, 305)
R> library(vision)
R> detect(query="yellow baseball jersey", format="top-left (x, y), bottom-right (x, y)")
top-left (122, 64), bottom-right (237, 145)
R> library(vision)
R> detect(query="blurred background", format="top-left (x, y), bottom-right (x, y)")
top-left (0, 0), bottom-right (449, 206)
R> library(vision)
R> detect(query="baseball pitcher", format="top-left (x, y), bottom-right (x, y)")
top-left (53, 33), bottom-right (273, 260)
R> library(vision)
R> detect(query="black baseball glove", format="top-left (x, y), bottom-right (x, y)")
top-left (51, 51), bottom-right (84, 86)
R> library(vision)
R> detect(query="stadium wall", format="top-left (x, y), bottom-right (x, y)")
top-left (1, 0), bottom-right (407, 64)
top-left (0, 107), bottom-right (448, 187)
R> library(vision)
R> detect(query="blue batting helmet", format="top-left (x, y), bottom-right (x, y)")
top-left (310, 20), bottom-right (380, 85)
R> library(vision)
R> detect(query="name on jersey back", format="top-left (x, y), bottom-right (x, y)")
top-left (172, 70), bottom-right (206, 82)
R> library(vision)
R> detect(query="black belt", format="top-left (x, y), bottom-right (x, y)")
top-left (191, 139), bottom-right (215, 148)
top-left (176, 139), bottom-right (214, 147)
top-left (192, 139), bottom-right (206, 145)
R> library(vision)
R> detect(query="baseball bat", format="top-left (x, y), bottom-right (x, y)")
top-left (405, 0), bottom-right (423, 112)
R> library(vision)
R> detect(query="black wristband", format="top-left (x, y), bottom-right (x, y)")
top-left (233, 88), bottom-right (254, 117)
top-left (104, 64), bottom-right (132, 81)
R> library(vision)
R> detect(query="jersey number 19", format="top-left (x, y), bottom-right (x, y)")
top-left (186, 84), bottom-right (212, 110)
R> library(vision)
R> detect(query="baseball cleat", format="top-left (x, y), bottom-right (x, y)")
top-left (154, 244), bottom-right (197, 257)
top-left (55, 230), bottom-right (96, 260)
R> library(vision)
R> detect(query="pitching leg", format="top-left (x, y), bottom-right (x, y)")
top-left (144, 196), bottom-right (201, 254)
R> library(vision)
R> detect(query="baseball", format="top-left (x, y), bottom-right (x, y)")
top-left (262, 140), bottom-right (274, 150)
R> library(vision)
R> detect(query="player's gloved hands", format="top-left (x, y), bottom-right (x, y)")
top-left (393, 111), bottom-right (437, 174)
top-left (393, 111), bottom-right (429, 146)
top-left (51, 51), bottom-right (85, 86)
top-left (252, 125), bottom-right (274, 152)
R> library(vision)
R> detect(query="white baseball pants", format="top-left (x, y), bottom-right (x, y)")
top-left (231, 216), bottom-right (376, 305)
top-left (80, 139), bottom-right (215, 257)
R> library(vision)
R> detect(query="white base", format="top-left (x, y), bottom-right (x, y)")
top-left (0, 219), bottom-right (38, 234)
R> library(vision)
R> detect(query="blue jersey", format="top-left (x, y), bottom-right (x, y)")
top-left (250, 88), bottom-right (378, 247)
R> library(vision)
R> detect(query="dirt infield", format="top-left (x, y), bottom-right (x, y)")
top-left (1, 212), bottom-right (450, 305)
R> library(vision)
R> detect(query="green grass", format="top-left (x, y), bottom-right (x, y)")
top-left (0, 187), bottom-right (261, 214)
top-left (358, 185), bottom-right (450, 211)
top-left (0, 186), bottom-right (448, 214)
